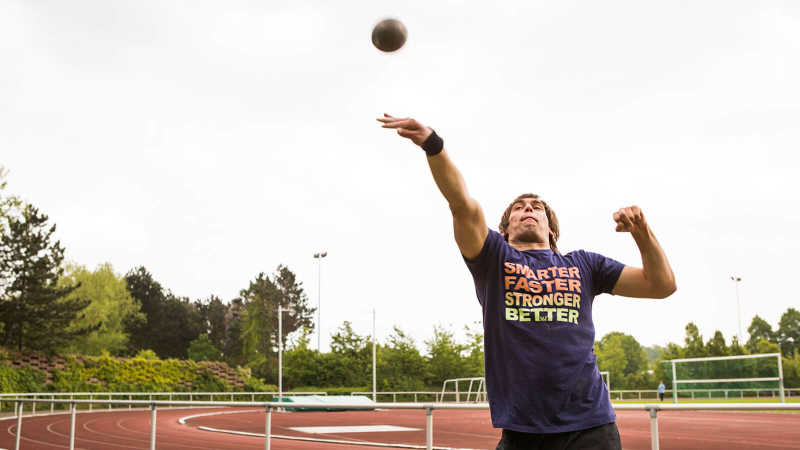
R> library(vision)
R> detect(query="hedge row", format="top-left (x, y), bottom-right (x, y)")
top-left (0, 353), bottom-right (247, 393)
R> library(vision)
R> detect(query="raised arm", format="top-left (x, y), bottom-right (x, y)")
top-left (611, 206), bottom-right (677, 299)
top-left (377, 114), bottom-right (488, 259)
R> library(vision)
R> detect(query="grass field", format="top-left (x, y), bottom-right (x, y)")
top-left (612, 397), bottom-right (800, 405)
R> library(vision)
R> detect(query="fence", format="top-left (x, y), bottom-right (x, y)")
top-left (0, 391), bottom-right (326, 414)
top-left (610, 387), bottom-right (800, 401)
top-left (5, 397), bottom-right (800, 450)
top-left (352, 388), bottom-right (800, 403)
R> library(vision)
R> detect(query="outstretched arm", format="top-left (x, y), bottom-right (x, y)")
top-left (611, 206), bottom-right (677, 299)
top-left (377, 114), bottom-right (488, 259)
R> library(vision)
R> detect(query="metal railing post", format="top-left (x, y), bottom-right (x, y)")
top-left (15, 402), bottom-right (23, 450)
top-left (150, 403), bottom-right (157, 450)
top-left (89, 393), bottom-right (93, 412)
top-left (671, 361), bottom-right (678, 404)
top-left (425, 407), bottom-right (433, 450)
top-left (778, 354), bottom-right (786, 403)
top-left (69, 402), bottom-right (76, 450)
top-left (649, 408), bottom-right (659, 450)
top-left (32, 394), bottom-right (36, 415)
top-left (265, 406), bottom-right (272, 450)
top-left (129, 394), bottom-right (132, 410)
top-left (51, 395), bottom-right (55, 414)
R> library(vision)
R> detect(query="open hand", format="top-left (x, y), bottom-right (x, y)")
top-left (376, 113), bottom-right (433, 146)
top-left (613, 206), bottom-right (648, 234)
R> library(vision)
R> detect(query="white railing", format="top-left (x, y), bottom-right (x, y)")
top-left (4, 397), bottom-right (800, 450)
top-left (609, 387), bottom-right (800, 401)
top-left (0, 391), bottom-right (326, 415)
top-left (350, 388), bottom-right (800, 403)
top-left (351, 391), bottom-right (449, 402)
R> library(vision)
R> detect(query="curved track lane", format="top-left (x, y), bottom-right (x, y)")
top-left (1, 407), bottom-right (799, 449)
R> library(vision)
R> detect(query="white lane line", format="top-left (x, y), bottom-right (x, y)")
top-left (181, 409), bottom-right (481, 450)
top-left (290, 425), bottom-right (420, 434)
top-left (197, 425), bottom-right (479, 450)
top-left (178, 409), bottom-right (255, 425)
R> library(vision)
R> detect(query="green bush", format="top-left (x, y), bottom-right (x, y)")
top-left (0, 365), bottom-right (48, 393)
top-left (50, 355), bottom-right (230, 393)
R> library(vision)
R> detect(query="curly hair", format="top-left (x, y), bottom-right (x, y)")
top-left (498, 193), bottom-right (560, 253)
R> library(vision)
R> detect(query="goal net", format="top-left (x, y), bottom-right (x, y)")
top-left (664, 353), bottom-right (785, 403)
top-left (440, 377), bottom-right (487, 403)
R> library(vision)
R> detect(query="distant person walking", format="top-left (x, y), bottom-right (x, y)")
top-left (658, 381), bottom-right (666, 402)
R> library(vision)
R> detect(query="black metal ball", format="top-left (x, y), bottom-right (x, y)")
top-left (372, 19), bottom-right (407, 53)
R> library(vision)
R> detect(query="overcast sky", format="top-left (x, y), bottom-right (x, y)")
top-left (2, 1), bottom-right (798, 352)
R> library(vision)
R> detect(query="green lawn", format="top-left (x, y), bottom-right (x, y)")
top-left (612, 397), bottom-right (800, 404)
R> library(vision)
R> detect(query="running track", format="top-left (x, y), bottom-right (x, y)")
top-left (1, 407), bottom-right (798, 449)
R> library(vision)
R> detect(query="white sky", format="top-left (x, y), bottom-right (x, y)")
top-left (2, 1), bottom-right (798, 352)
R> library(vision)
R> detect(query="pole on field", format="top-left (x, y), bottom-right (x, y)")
top-left (778, 353), bottom-right (786, 403)
top-left (671, 361), bottom-right (678, 404)
top-left (150, 404), bottom-right (157, 450)
top-left (372, 308), bottom-right (377, 403)
top-left (649, 408), bottom-right (660, 450)
top-left (278, 305), bottom-right (283, 404)
top-left (15, 402), bottom-right (22, 450)
top-left (425, 407), bottom-right (433, 450)
top-left (69, 402), bottom-right (77, 450)
top-left (265, 406), bottom-right (272, 450)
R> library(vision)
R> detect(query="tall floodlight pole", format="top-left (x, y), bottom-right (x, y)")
top-left (730, 276), bottom-right (743, 343)
top-left (278, 305), bottom-right (283, 403)
top-left (372, 308), bottom-right (377, 402)
top-left (313, 251), bottom-right (327, 352)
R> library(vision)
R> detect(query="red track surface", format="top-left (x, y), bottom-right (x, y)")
top-left (0, 407), bottom-right (798, 449)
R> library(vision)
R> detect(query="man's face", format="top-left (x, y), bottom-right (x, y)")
top-left (507, 197), bottom-right (551, 244)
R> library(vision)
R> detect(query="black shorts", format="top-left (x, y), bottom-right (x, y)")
top-left (496, 422), bottom-right (622, 450)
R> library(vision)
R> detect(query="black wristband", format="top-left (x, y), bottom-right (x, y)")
top-left (421, 130), bottom-right (444, 156)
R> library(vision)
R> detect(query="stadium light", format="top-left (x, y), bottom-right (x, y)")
top-left (730, 276), bottom-right (743, 343)
top-left (313, 251), bottom-right (327, 352)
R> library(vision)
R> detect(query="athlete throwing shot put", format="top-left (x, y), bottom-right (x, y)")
top-left (377, 114), bottom-right (676, 450)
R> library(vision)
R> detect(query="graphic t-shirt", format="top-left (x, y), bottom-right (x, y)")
top-left (464, 229), bottom-right (625, 433)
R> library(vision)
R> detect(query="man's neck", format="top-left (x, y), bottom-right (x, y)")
top-left (508, 240), bottom-right (550, 251)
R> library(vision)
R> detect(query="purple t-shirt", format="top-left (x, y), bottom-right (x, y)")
top-left (464, 229), bottom-right (624, 433)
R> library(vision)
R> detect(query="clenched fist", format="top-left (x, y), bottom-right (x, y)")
top-left (613, 206), bottom-right (648, 234)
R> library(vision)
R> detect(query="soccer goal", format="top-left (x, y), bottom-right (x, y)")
top-left (665, 353), bottom-right (785, 403)
top-left (600, 371), bottom-right (611, 391)
top-left (440, 377), bottom-right (487, 403)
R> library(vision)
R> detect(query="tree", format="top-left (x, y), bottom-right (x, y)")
top-left (195, 295), bottom-right (227, 352)
top-left (240, 266), bottom-right (315, 380)
top-left (328, 321), bottom-right (370, 386)
top-left (58, 263), bottom-right (145, 355)
top-left (124, 266), bottom-right (168, 353)
top-left (462, 322), bottom-right (485, 377)
top-left (0, 166), bottom-right (22, 298)
top-left (747, 315), bottom-right (775, 353)
top-left (187, 334), bottom-right (222, 361)
top-left (223, 297), bottom-right (245, 365)
top-left (123, 267), bottom-right (201, 358)
top-left (706, 331), bottom-right (728, 357)
top-left (653, 342), bottom-right (683, 389)
top-left (424, 325), bottom-right (467, 387)
top-left (378, 327), bottom-right (426, 390)
top-left (777, 308), bottom-right (800, 357)
top-left (683, 322), bottom-right (706, 358)
top-left (283, 327), bottom-right (321, 388)
top-left (595, 332), bottom-right (650, 389)
top-left (0, 205), bottom-right (93, 352)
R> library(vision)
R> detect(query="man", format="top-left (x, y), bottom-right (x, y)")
top-left (378, 114), bottom-right (677, 450)
top-left (658, 381), bottom-right (666, 402)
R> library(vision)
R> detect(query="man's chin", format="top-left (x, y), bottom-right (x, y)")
top-left (511, 231), bottom-right (547, 245)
